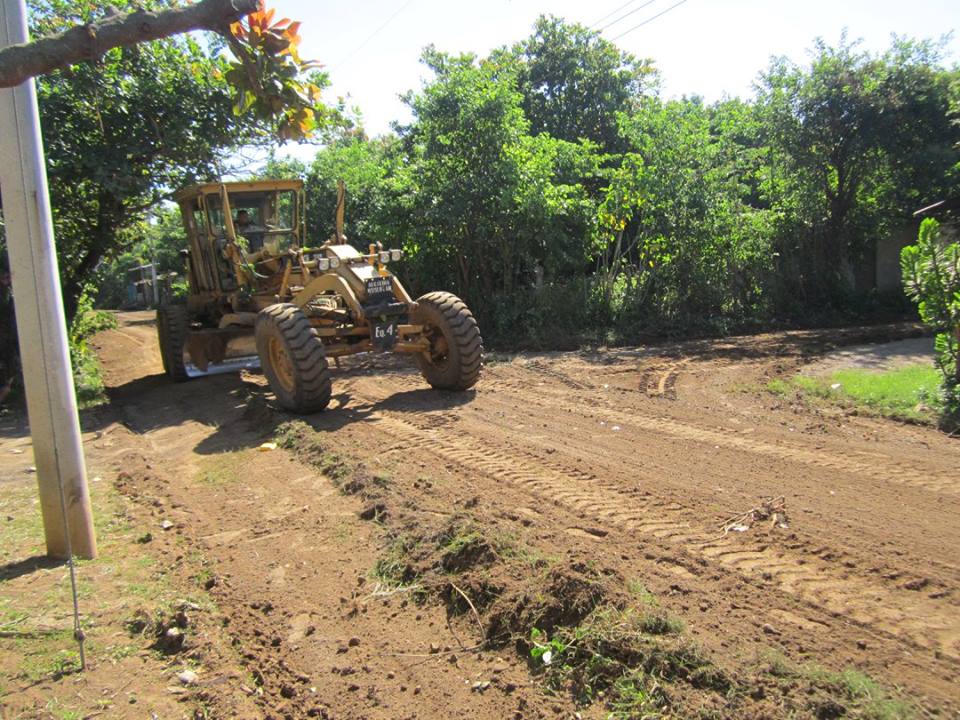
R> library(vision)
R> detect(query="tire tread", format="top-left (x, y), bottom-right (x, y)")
top-left (255, 303), bottom-right (331, 413)
top-left (412, 291), bottom-right (483, 390)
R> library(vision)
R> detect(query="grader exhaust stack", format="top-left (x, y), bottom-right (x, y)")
top-left (156, 179), bottom-right (482, 412)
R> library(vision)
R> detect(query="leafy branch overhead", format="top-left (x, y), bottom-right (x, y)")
top-left (0, 0), bottom-right (328, 142)
top-left (225, 6), bottom-right (326, 141)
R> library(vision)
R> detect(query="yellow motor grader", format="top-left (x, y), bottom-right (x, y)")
top-left (156, 180), bottom-right (482, 413)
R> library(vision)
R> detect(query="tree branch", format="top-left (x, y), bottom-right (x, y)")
top-left (0, 0), bottom-right (259, 88)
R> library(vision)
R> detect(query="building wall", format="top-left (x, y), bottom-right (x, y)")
top-left (876, 222), bottom-right (920, 293)
top-left (876, 219), bottom-right (959, 293)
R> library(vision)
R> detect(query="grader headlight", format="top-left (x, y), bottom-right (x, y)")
top-left (329, 257), bottom-right (341, 269)
top-left (390, 249), bottom-right (403, 262)
top-left (378, 251), bottom-right (391, 264)
top-left (317, 257), bottom-right (330, 271)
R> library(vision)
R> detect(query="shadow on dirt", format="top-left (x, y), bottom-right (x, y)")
top-left (0, 554), bottom-right (62, 582)
top-left (187, 369), bottom-right (476, 456)
top-left (369, 387), bottom-right (475, 414)
top-left (104, 373), bottom-right (170, 402)
top-left (117, 316), bottom-right (160, 328)
top-left (98, 372), bottom-right (251, 436)
top-left (66, 320), bottom-right (932, 469)
top-left (578, 322), bottom-right (927, 366)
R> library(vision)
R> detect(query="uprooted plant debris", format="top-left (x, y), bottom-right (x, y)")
top-left (361, 514), bottom-right (909, 718)
top-left (720, 495), bottom-right (789, 535)
top-left (275, 420), bottom-right (385, 503)
top-left (125, 604), bottom-right (196, 655)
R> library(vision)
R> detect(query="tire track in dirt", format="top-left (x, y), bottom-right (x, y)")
top-left (494, 365), bottom-right (960, 497)
top-left (642, 365), bottom-right (680, 399)
top-left (347, 367), bottom-right (960, 564)
top-left (464, 368), bottom-right (960, 580)
top-left (338, 375), bottom-right (960, 664)
top-left (350, 368), bottom-right (960, 580)
top-left (622, 360), bottom-right (686, 399)
top-left (522, 359), bottom-right (590, 390)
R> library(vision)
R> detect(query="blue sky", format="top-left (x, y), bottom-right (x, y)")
top-left (269, 0), bottom-right (959, 142)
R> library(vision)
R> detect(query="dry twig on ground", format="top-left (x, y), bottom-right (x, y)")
top-left (719, 496), bottom-right (788, 535)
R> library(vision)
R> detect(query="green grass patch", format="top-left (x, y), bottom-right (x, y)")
top-left (525, 603), bottom-right (913, 718)
top-left (0, 486), bottom-right (43, 564)
top-left (759, 650), bottom-right (913, 719)
top-left (804, 667), bottom-right (913, 720)
top-left (638, 611), bottom-right (684, 635)
top-left (332, 518), bottom-right (353, 544)
top-left (195, 452), bottom-right (246, 486)
top-left (1, 464), bottom-right (186, 692)
top-left (626, 579), bottom-right (658, 607)
top-left (767, 363), bottom-right (942, 424)
top-left (370, 534), bottom-right (421, 589)
top-left (494, 530), bottom-right (557, 571)
top-left (43, 695), bottom-right (86, 720)
top-left (831, 365), bottom-right (941, 416)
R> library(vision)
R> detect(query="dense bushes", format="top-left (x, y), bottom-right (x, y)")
top-left (68, 288), bottom-right (117, 406)
top-left (290, 21), bottom-right (957, 346)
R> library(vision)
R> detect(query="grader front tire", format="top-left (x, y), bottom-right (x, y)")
top-left (255, 304), bottom-right (332, 414)
top-left (412, 291), bottom-right (482, 391)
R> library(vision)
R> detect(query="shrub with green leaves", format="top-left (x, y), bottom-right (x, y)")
top-left (901, 218), bottom-right (960, 425)
top-left (69, 287), bottom-right (117, 406)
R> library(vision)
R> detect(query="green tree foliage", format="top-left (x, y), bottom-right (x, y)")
top-left (901, 218), bottom-right (960, 422)
top-left (757, 35), bottom-right (959, 305)
top-left (304, 138), bottom-right (406, 247)
top-left (27, 0), bottom-right (334, 320)
top-left (92, 206), bottom-right (188, 309)
top-left (398, 48), bottom-right (600, 337)
top-left (32, 0), bottom-right (241, 317)
top-left (598, 98), bottom-right (776, 333)
top-left (19, 12), bottom-right (954, 360)
top-left (225, 7), bottom-right (335, 141)
top-left (502, 15), bottom-right (656, 153)
top-left (284, 23), bottom-right (957, 349)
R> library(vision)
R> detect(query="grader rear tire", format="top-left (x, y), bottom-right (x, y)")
top-left (412, 291), bottom-right (482, 390)
top-left (157, 304), bottom-right (189, 382)
top-left (255, 304), bottom-right (331, 414)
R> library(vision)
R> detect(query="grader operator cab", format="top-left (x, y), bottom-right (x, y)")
top-left (157, 180), bottom-right (482, 413)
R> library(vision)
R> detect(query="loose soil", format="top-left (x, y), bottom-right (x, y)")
top-left (3, 312), bottom-right (959, 718)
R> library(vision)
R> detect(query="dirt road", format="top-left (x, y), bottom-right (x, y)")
top-left (86, 312), bottom-right (958, 718)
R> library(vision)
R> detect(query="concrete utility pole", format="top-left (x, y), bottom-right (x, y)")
top-left (0, 0), bottom-right (97, 559)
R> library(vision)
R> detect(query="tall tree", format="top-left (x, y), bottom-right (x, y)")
top-left (0, 0), bottom-right (257, 87)
top-left (599, 97), bottom-right (775, 327)
top-left (757, 35), bottom-right (959, 298)
top-left (504, 15), bottom-right (656, 153)
top-left (400, 47), bottom-right (598, 326)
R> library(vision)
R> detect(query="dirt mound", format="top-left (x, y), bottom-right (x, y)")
top-left (436, 521), bottom-right (499, 573)
top-left (486, 560), bottom-right (624, 644)
top-left (276, 419), bottom-right (384, 500)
